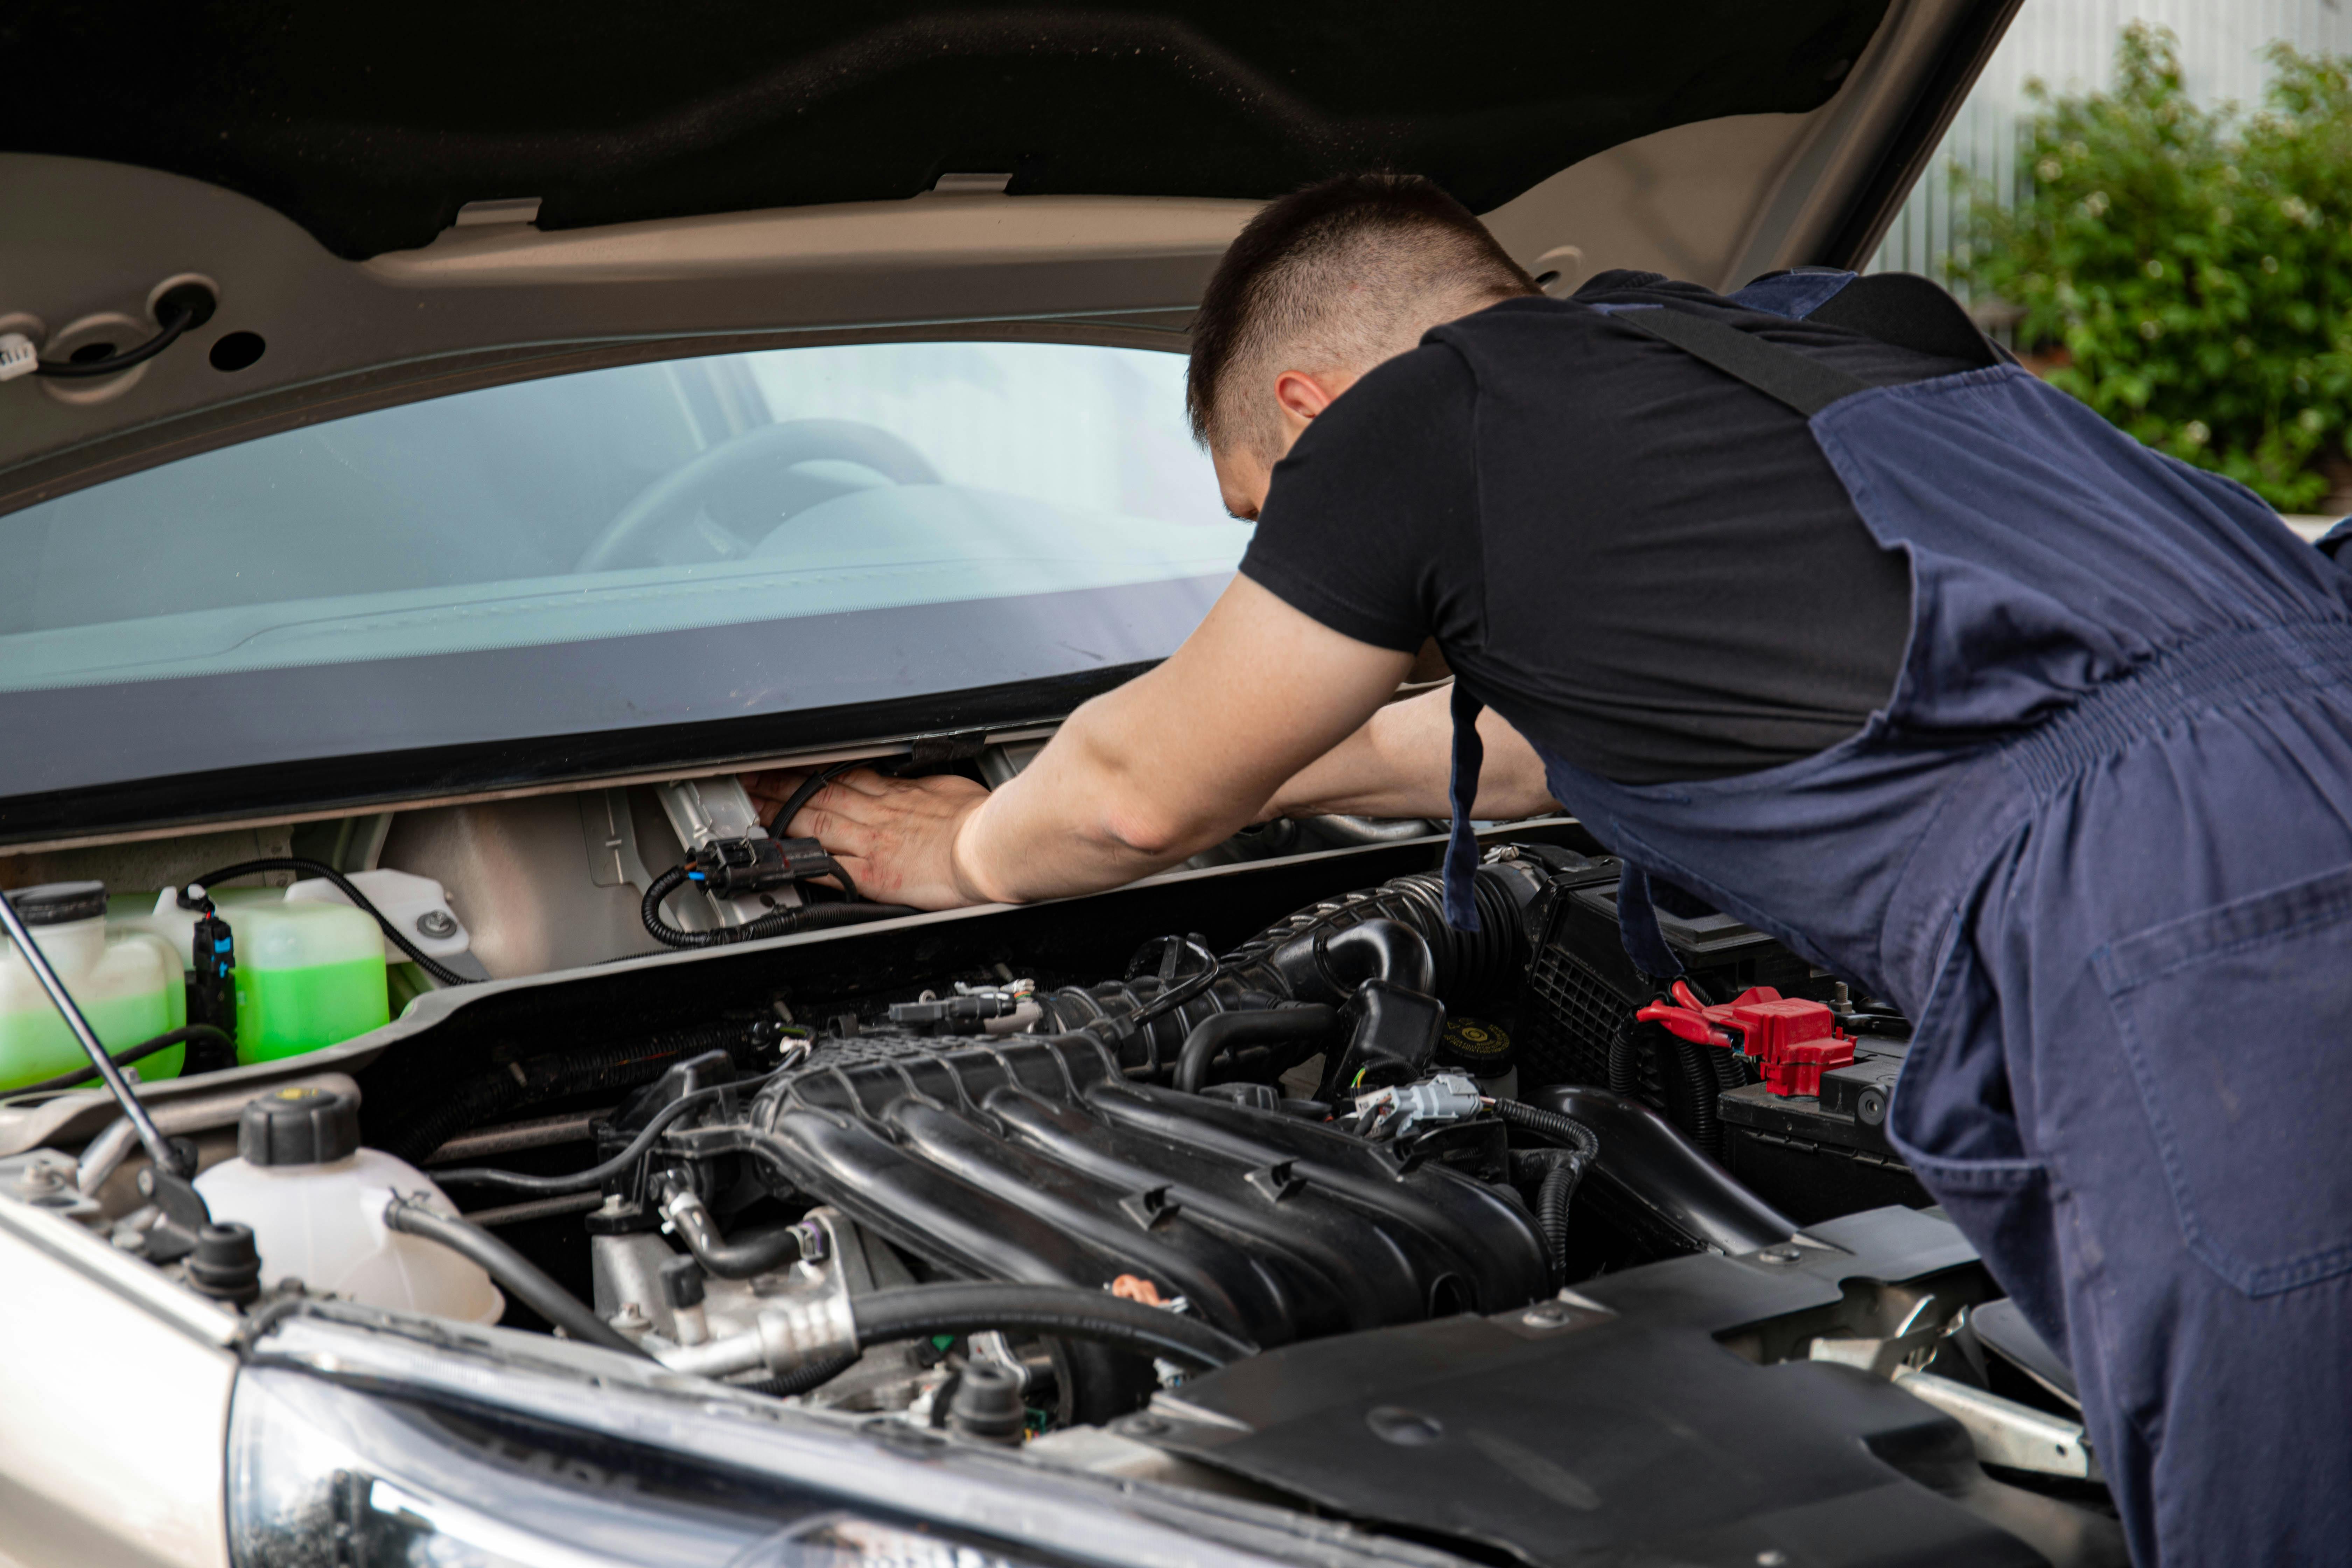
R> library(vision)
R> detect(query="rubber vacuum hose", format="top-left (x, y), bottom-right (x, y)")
top-left (383, 1195), bottom-right (649, 1359)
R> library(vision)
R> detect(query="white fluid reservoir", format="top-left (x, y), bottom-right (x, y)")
top-left (195, 1086), bottom-right (503, 1324)
top-left (283, 868), bottom-right (473, 967)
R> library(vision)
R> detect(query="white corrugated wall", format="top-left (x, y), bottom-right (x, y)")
top-left (1869, 0), bottom-right (2352, 289)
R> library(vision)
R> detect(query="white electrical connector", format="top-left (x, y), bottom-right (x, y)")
top-left (0, 333), bottom-right (37, 382)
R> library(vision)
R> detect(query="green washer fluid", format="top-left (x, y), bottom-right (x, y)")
top-left (108, 888), bottom-right (391, 1068)
top-left (3, 882), bottom-right (184, 1095)
top-left (236, 954), bottom-right (392, 1064)
top-left (215, 900), bottom-right (390, 1066)
top-left (0, 989), bottom-right (186, 1093)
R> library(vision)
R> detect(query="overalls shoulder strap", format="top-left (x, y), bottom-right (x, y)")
top-left (1608, 306), bottom-right (1871, 414)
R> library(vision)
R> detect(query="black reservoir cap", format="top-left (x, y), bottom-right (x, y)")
top-left (12, 881), bottom-right (108, 926)
top-left (1436, 1018), bottom-right (1516, 1079)
top-left (239, 1086), bottom-right (360, 1167)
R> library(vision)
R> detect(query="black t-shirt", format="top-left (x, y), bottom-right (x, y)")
top-left (1239, 272), bottom-right (1983, 784)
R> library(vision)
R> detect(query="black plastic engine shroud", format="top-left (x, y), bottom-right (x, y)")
top-left (1132, 1206), bottom-right (2127, 1567)
top-left (750, 1033), bottom-right (1551, 1348)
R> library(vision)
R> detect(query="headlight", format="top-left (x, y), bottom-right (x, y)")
top-left (227, 1367), bottom-right (1042, 1568)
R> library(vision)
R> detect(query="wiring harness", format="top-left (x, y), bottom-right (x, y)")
top-left (640, 834), bottom-right (915, 949)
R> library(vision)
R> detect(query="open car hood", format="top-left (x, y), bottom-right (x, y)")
top-left (0, 0), bottom-right (2017, 492)
top-left (0, 0), bottom-right (2017, 847)
top-left (22, 2), bottom-right (1910, 261)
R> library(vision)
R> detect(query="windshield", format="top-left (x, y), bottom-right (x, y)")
top-left (0, 341), bottom-right (1246, 808)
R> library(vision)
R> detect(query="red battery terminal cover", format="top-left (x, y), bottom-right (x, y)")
top-left (1635, 981), bottom-right (1855, 1098)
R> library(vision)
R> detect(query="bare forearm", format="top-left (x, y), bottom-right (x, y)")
top-left (1264, 687), bottom-right (1557, 821)
top-left (953, 695), bottom-right (1230, 902)
top-left (956, 587), bottom-right (1418, 902)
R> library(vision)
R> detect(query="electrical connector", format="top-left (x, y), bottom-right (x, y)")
top-left (1349, 1071), bottom-right (1486, 1140)
top-left (0, 334), bottom-right (37, 383)
top-left (175, 883), bottom-right (237, 1055)
top-left (886, 991), bottom-right (1020, 1031)
top-left (686, 834), bottom-right (842, 897)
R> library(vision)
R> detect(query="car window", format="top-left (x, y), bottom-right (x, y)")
top-left (0, 341), bottom-right (1247, 802)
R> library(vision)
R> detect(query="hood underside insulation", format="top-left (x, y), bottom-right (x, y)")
top-left (2, 1), bottom-right (1892, 257)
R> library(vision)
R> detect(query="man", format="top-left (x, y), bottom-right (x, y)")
top-left (751, 174), bottom-right (2352, 1564)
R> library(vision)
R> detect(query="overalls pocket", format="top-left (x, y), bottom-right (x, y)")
top-left (2095, 861), bottom-right (2352, 1297)
top-left (1883, 911), bottom-right (2074, 1345)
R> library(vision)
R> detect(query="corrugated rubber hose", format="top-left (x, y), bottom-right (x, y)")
top-left (1498, 1099), bottom-right (1602, 1289)
top-left (1536, 1154), bottom-right (1578, 1285)
top-left (1496, 1097), bottom-right (1602, 1161)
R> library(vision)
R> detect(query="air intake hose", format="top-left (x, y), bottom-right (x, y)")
top-left (1226, 865), bottom-right (1527, 1002)
top-left (1031, 864), bottom-right (1534, 1082)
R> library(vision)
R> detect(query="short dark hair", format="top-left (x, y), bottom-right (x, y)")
top-left (1186, 173), bottom-right (1538, 459)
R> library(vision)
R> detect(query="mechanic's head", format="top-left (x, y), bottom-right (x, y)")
top-left (1189, 172), bottom-right (1539, 518)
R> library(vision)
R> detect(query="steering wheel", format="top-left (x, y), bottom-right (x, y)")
top-left (576, 419), bottom-right (942, 574)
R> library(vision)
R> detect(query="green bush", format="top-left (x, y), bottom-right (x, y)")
top-left (1952, 25), bottom-right (2352, 512)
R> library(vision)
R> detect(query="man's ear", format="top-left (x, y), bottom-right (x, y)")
top-left (1272, 369), bottom-right (1342, 427)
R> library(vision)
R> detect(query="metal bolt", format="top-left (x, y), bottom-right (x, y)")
top-left (1856, 1087), bottom-right (1888, 1126)
top-left (1758, 1245), bottom-right (1804, 1266)
top-left (1122, 1415), bottom-right (1169, 1437)
top-left (1522, 1302), bottom-right (1573, 1328)
top-left (415, 909), bottom-right (460, 940)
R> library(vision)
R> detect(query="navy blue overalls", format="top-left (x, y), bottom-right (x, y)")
top-left (1439, 272), bottom-right (2352, 1565)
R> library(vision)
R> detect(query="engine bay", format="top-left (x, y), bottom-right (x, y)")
top-left (0, 766), bottom-right (2128, 1566)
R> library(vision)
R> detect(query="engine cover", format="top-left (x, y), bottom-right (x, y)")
top-left (750, 1034), bottom-right (1550, 1348)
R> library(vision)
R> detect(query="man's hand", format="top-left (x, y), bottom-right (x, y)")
top-left (741, 767), bottom-right (993, 910)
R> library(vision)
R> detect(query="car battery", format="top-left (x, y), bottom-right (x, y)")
top-left (1516, 854), bottom-right (1814, 1095)
top-left (1716, 1040), bottom-right (1931, 1222)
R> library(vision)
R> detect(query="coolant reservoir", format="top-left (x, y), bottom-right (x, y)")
top-left (120, 889), bottom-right (389, 1065)
top-left (195, 1087), bottom-right (503, 1323)
top-left (232, 900), bottom-right (388, 1064)
top-left (2, 882), bottom-right (184, 1094)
